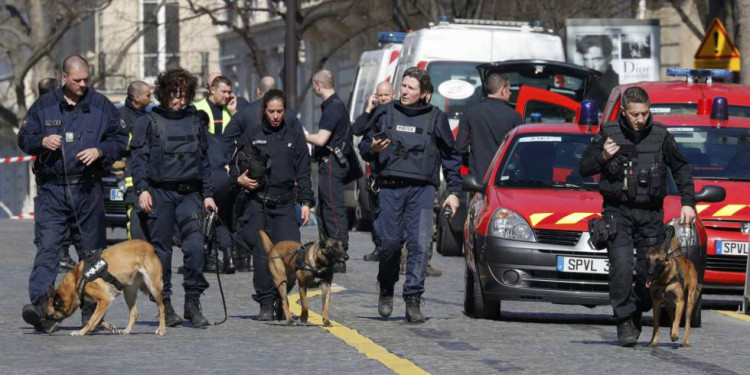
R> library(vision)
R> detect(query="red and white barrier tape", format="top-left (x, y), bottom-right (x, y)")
top-left (1, 156), bottom-right (35, 164)
top-left (10, 212), bottom-right (34, 220)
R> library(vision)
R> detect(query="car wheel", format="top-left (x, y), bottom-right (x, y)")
top-left (437, 218), bottom-right (462, 256)
top-left (464, 265), bottom-right (475, 315)
top-left (471, 268), bottom-right (500, 320)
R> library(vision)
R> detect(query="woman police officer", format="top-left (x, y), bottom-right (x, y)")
top-left (229, 89), bottom-right (314, 320)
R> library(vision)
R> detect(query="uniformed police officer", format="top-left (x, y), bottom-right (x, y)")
top-left (455, 73), bottom-right (522, 179)
top-left (120, 80), bottom-right (152, 241)
top-left (229, 89), bottom-right (314, 321)
top-left (130, 68), bottom-right (217, 328)
top-left (19, 55), bottom-right (128, 332)
top-left (306, 70), bottom-right (353, 273)
top-left (223, 76), bottom-right (304, 272)
top-left (359, 67), bottom-right (462, 323)
top-left (579, 87), bottom-right (697, 347)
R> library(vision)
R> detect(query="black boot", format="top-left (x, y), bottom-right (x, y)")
top-left (363, 247), bottom-right (380, 261)
top-left (204, 247), bottom-right (218, 273)
top-left (632, 311), bottom-right (643, 335)
top-left (184, 293), bottom-right (209, 328)
top-left (236, 256), bottom-right (253, 272)
top-left (58, 250), bottom-right (76, 272)
top-left (378, 283), bottom-right (394, 318)
top-left (164, 299), bottom-right (185, 327)
top-left (22, 295), bottom-right (57, 333)
top-left (222, 246), bottom-right (236, 274)
top-left (617, 319), bottom-right (639, 347)
top-left (404, 294), bottom-right (425, 324)
top-left (258, 301), bottom-right (274, 321)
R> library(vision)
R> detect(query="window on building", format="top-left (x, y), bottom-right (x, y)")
top-left (142, 0), bottom-right (180, 79)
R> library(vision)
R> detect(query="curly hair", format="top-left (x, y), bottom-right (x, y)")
top-left (154, 68), bottom-right (198, 105)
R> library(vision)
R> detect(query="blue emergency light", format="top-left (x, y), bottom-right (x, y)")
top-left (666, 68), bottom-right (733, 84)
top-left (378, 31), bottom-right (407, 44)
top-left (579, 100), bottom-right (599, 126)
top-left (711, 96), bottom-right (729, 121)
top-left (529, 112), bottom-right (543, 123)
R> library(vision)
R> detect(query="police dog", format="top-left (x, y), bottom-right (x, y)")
top-left (258, 230), bottom-right (348, 326)
top-left (45, 239), bottom-right (167, 336)
top-left (645, 226), bottom-right (701, 347)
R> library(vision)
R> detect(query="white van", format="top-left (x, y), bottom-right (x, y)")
top-left (392, 18), bottom-right (566, 130)
top-left (346, 32), bottom-right (406, 230)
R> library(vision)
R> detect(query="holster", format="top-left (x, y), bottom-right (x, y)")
top-left (588, 214), bottom-right (617, 250)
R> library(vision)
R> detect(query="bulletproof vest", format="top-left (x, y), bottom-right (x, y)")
top-left (147, 112), bottom-right (202, 182)
top-left (599, 121), bottom-right (668, 205)
top-left (378, 103), bottom-right (439, 184)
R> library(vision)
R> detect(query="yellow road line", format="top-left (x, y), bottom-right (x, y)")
top-left (288, 290), bottom-right (431, 375)
top-left (713, 309), bottom-right (750, 324)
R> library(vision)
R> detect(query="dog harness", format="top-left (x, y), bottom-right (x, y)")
top-left (294, 242), bottom-right (335, 277)
top-left (659, 249), bottom-right (685, 287)
top-left (76, 250), bottom-right (124, 306)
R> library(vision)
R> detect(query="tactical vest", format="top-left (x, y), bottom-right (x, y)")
top-left (377, 103), bottom-right (440, 185)
top-left (147, 112), bottom-right (203, 182)
top-left (193, 98), bottom-right (231, 134)
top-left (599, 121), bottom-right (668, 205)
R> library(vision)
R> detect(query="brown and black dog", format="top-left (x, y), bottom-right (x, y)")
top-left (45, 239), bottom-right (167, 336)
top-left (645, 226), bottom-right (701, 347)
top-left (258, 230), bottom-right (347, 326)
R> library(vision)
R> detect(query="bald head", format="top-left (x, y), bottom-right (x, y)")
top-left (375, 81), bottom-right (394, 105)
top-left (257, 76), bottom-right (277, 98)
top-left (62, 55), bottom-right (89, 75)
top-left (61, 54), bottom-right (90, 100)
top-left (313, 70), bottom-right (335, 89)
top-left (37, 78), bottom-right (59, 96)
top-left (127, 80), bottom-right (152, 109)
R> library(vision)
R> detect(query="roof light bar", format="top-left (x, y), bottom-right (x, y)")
top-left (453, 18), bottom-right (531, 28)
top-left (377, 31), bottom-right (407, 44)
top-left (666, 68), bottom-right (733, 84)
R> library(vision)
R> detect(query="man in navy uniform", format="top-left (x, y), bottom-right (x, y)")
top-left (19, 55), bottom-right (128, 332)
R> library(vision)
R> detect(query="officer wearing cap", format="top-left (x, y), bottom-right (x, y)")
top-left (130, 67), bottom-right (217, 328)
top-left (579, 86), bottom-right (696, 347)
top-left (229, 89), bottom-right (314, 321)
top-left (359, 67), bottom-right (461, 323)
top-left (19, 55), bottom-right (128, 333)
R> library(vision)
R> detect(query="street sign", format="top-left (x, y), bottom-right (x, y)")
top-left (694, 18), bottom-right (741, 71)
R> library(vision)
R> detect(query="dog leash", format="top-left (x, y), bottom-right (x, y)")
top-left (202, 211), bottom-right (228, 325)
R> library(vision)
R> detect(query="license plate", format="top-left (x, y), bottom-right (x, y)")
top-left (556, 256), bottom-right (609, 274)
top-left (110, 188), bottom-right (124, 201)
top-left (715, 240), bottom-right (748, 256)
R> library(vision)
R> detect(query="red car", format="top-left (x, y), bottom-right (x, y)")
top-left (654, 106), bottom-right (750, 291)
top-left (461, 121), bottom-right (726, 323)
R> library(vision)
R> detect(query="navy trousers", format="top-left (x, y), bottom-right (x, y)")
top-left (317, 158), bottom-right (349, 247)
top-left (239, 199), bottom-right (300, 303)
top-left (376, 184), bottom-right (435, 297)
top-left (147, 189), bottom-right (209, 299)
top-left (29, 181), bottom-right (106, 302)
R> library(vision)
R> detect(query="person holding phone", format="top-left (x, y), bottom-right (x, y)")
top-left (579, 87), bottom-right (696, 347)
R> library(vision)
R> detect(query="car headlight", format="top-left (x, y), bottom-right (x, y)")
top-left (667, 218), bottom-right (698, 247)
top-left (488, 208), bottom-right (536, 242)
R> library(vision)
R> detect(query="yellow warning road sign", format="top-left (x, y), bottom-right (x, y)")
top-left (694, 18), bottom-right (741, 71)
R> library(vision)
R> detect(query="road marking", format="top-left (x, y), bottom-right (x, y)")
top-left (288, 290), bottom-right (431, 375)
top-left (713, 310), bottom-right (750, 324)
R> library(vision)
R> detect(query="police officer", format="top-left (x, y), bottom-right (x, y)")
top-left (223, 76), bottom-right (304, 272)
top-left (230, 89), bottom-right (314, 321)
top-left (19, 55), bottom-right (128, 332)
top-left (456, 73), bottom-right (522, 179)
top-left (130, 67), bottom-right (218, 328)
top-left (579, 87), bottom-right (696, 347)
top-left (359, 67), bottom-right (461, 323)
top-left (120, 80), bottom-right (152, 241)
top-left (353, 81), bottom-right (394, 262)
top-left (306, 69), bottom-right (353, 273)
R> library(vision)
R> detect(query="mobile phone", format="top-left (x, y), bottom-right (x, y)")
top-left (373, 131), bottom-right (388, 141)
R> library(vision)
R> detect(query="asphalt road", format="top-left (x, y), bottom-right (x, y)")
top-left (2, 219), bottom-right (749, 375)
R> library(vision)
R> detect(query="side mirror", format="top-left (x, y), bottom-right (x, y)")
top-left (695, 185), bottom-right (725, 203)
top-left (462, 174), bottom-right (486, 193)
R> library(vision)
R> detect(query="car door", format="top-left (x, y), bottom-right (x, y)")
top-left (477, 60), bottom-right (601, 124)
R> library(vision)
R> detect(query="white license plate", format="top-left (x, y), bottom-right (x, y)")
top-left (110, 188), bottom-right (124, 201)
top-left (556, 256), bottom-right (609, 274)
top-left (715, 240), bottom-right (748, 256)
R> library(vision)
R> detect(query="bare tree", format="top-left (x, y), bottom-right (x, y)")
top-left (0, 0), bottom-right (113, 131)
top-left (736, 0), bottom-right (750, 83)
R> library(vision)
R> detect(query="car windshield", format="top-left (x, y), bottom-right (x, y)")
top-left (652, 103), bottom-right (750, 117)
top-left (495, 133), bottom-right (600, 190)
top-left (426, 61), bottom-right (483, 121)
top-left (494, 133), bottom-right (680, 192)
top-left (668, 126), bottom-right (750, 180)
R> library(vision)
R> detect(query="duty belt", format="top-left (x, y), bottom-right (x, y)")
top-left (253, 191), bottom-right (294, 206)
top-left (151, 181), bottom-right (199, 194)
top-left (376, 177), bottom-right (425, 189)
top-left (39, 174), bottom-right (96, 185)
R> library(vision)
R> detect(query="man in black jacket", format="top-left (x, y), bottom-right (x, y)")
top-left (579, 87), bottom-right (696, 347)
top-left (120, 81), bottom-right (152, 241)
